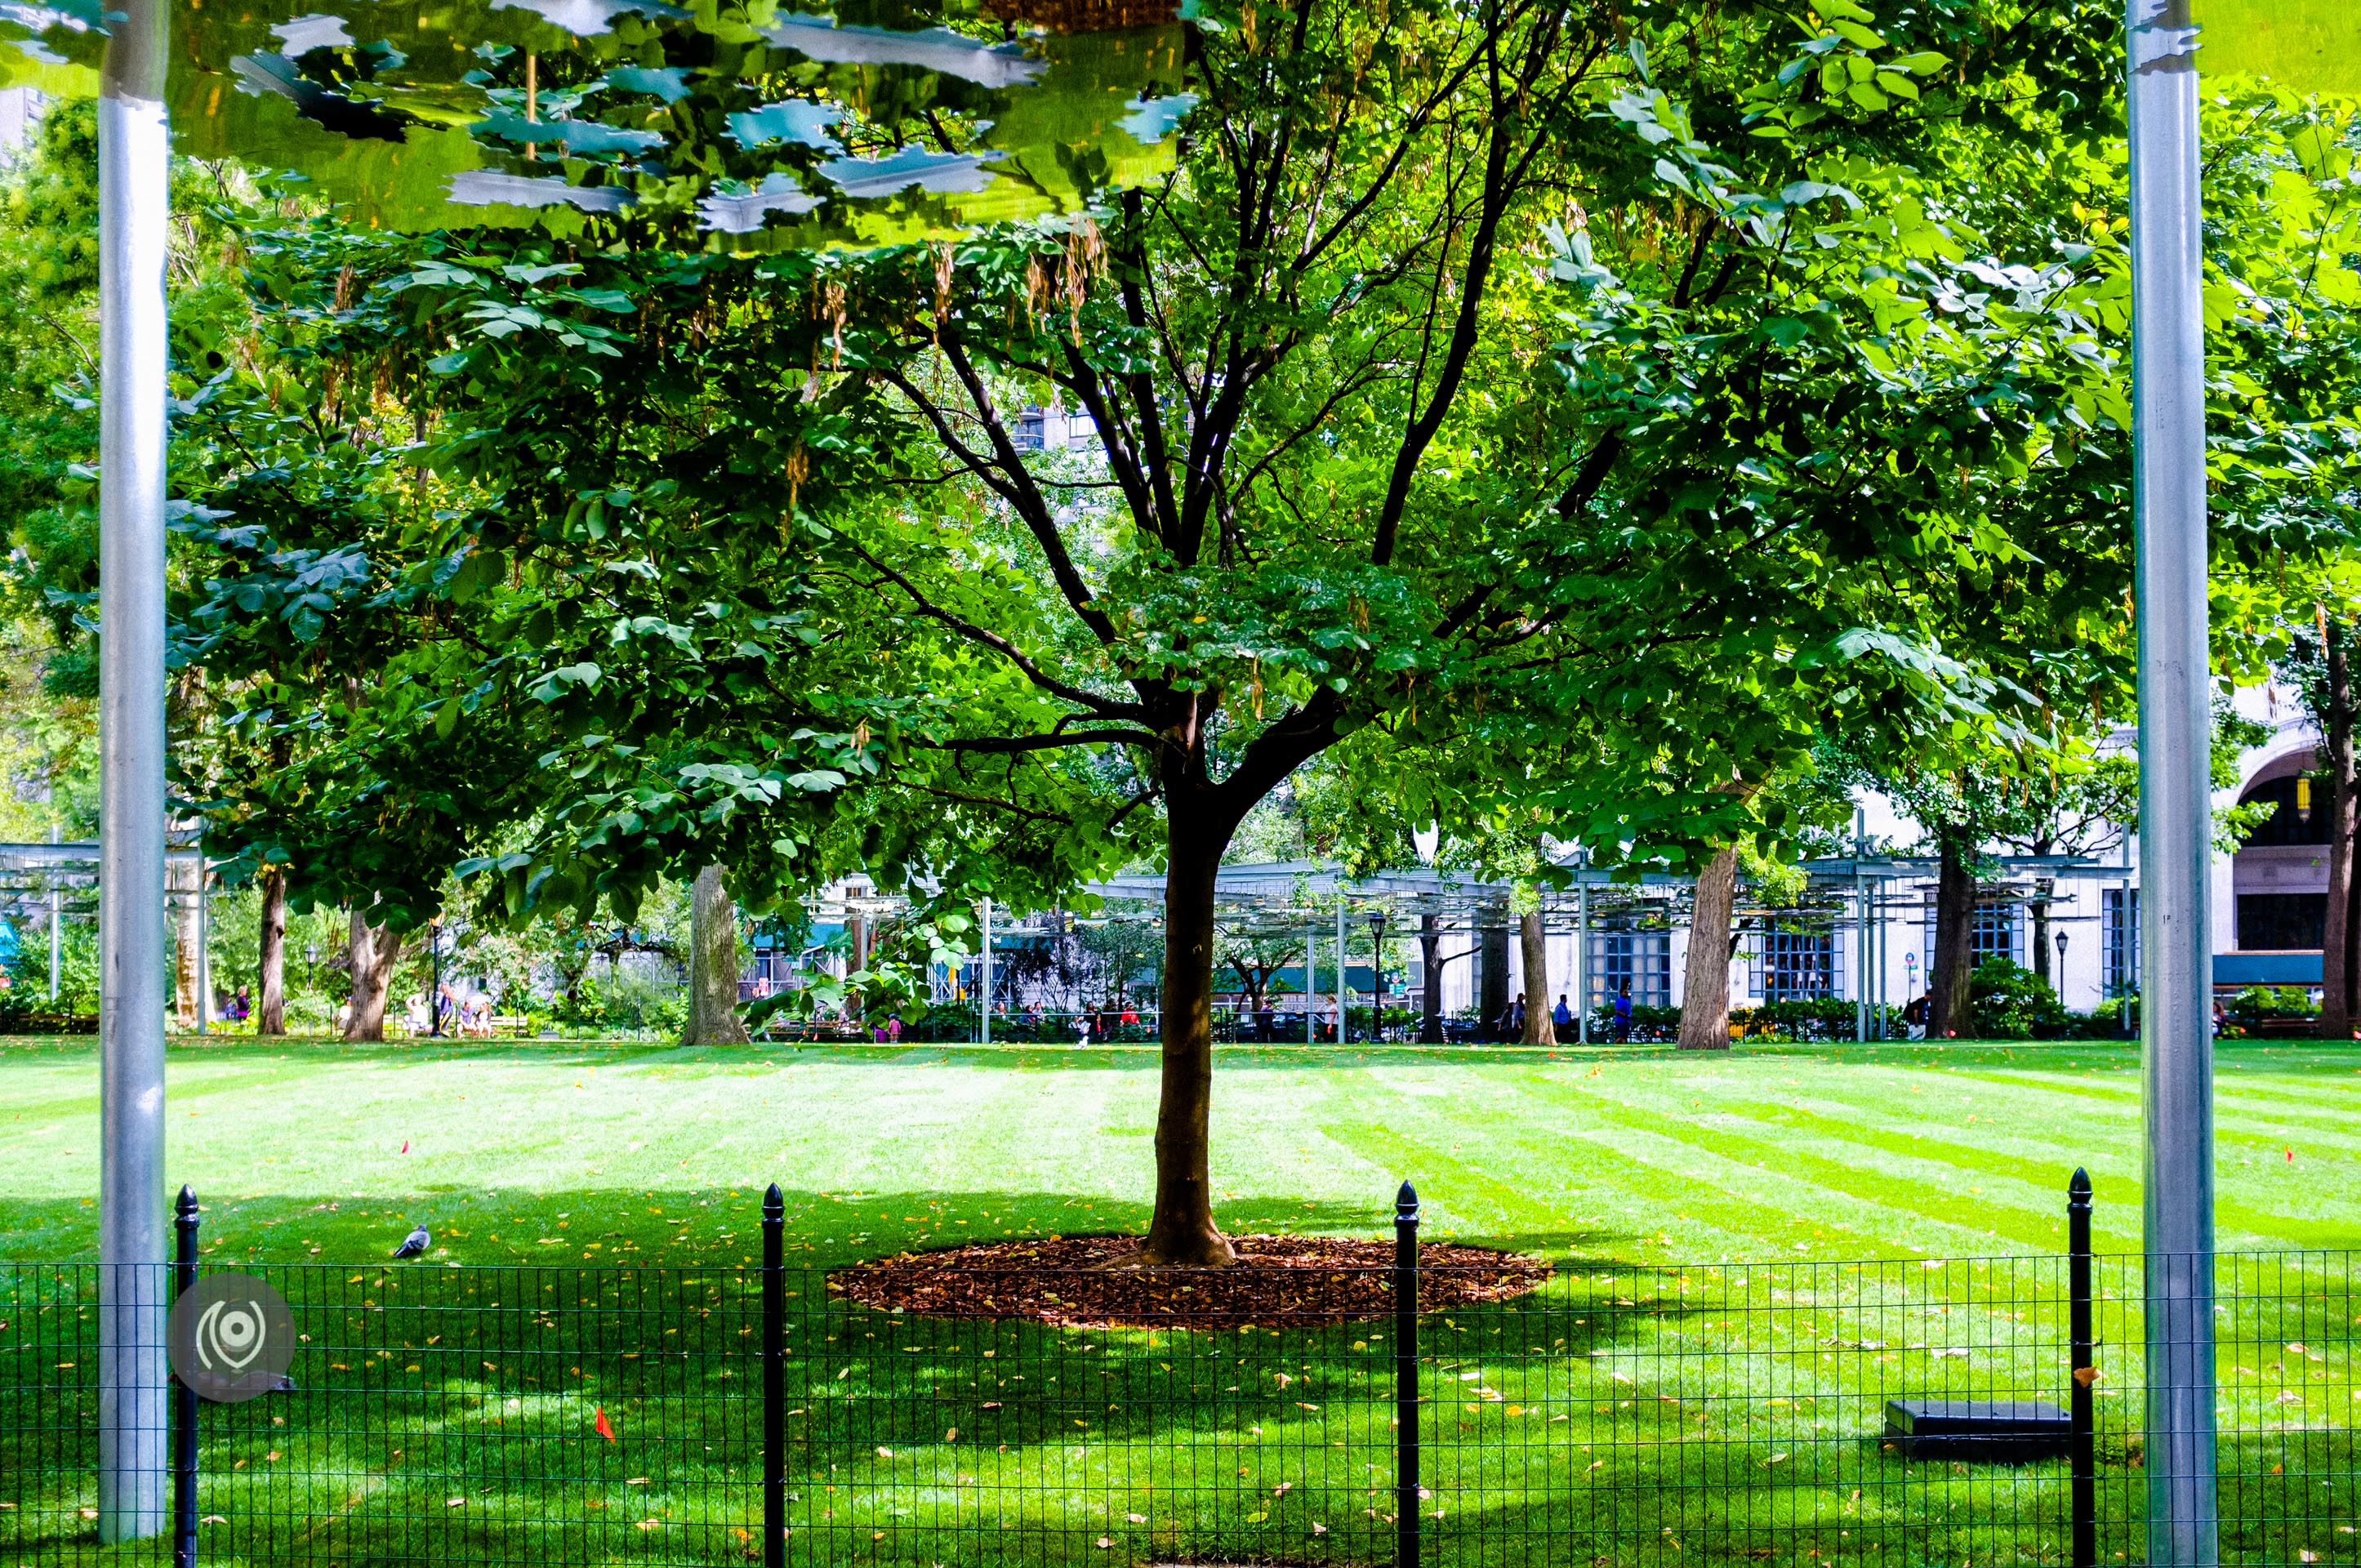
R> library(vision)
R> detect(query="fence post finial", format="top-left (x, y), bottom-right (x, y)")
top-left (2068, 1167), bottom-right (2096, 1568)
top-left (171, 1186), bottom-right (198, 1568)
top-left (1393, 1179), bottom-right (1419, 1568)
top-left (761, 1183), bottom-right (786, 1568)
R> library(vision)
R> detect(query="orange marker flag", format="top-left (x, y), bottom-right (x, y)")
top-left (595, 1407), bottom-right (617, 1444)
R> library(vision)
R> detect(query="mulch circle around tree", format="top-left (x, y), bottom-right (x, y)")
top-left (829, 1234), bottom-right (1550, 1330)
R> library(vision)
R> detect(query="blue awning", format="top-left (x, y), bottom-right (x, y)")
top-left (2214, 951), bottom-right (2322, 987)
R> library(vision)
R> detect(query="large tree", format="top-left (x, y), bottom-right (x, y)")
top-left (177, 0), bottom-right (2361, 1269)
top-left (808, 0), bottom-right (2148, 1259)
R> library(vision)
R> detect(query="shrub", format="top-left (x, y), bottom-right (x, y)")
top-left (2225, 985), bottom-right (2316, 1024)
top-left (1968, 958), bottom-right (2070, 1040)
top-left (1728, 998), bottom-right (1903, 1042)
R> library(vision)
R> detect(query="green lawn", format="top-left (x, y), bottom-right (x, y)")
top-left (2, 1036), bottom-right (2356, 1566)
top-left (2, 1034), bottom-right (2357, 1264)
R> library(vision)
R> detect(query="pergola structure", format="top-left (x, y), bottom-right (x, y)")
top-left (953, 849), bottom-right (2145, 1045)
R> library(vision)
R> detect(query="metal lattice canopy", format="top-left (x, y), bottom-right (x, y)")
top-left (1067, 850), bottom-right (2140, 938)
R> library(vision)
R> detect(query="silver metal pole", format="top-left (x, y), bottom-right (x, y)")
top-left (979, 898), bottom-right (991, 1045)
top-left (96, 0), bottom-right (170, 1541)
top-left (194, 850), bottom-right (208, 1036)
top-left (1854, 809), bottom-right (1868, 1044)
top-left (1874, 878), bottom-right (1887, 1039)
top-left (2123, 835), bottom-right (2138, 1037)
top-left (1305, 925), bottom-right (1316, 1045)
top-left (2129, 0), bottom-right (2218, 1557)
top-left (1334, 895), bottom-right (1347, 1044)
top-left (1576, 871), bottom-right (1589, 1045)
top-left (48, 823), bottom-right (61, 1000)
top-left (1855, 876), bottom-right (1865, 1043)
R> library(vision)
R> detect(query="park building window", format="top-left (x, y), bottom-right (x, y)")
top-left (1584, 929), bottom-right (1670, 1009)
top-left (1749, 925), bottom-right (1839, 1001)
top-left (2238, 893), bottom-right (2326, 951)
top-left (2103, 887), bottom-right (2139, 995)
top-left (1012, 409), bottom-right (1047, 451)
top-left (2238, 773), bottom-right (2331, 847)
top-left (1922, 898), bottom-right (2020, 973)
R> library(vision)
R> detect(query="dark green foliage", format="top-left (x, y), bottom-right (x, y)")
top-left (1967, 957), bottom-right (2069, 1040)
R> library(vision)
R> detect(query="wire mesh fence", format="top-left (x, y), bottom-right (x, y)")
top-left (1, 1219), bottom-right (2353, 1566)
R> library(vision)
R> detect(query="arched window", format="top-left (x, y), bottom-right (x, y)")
top-left (2238, 773), bottom-right (2331, 847)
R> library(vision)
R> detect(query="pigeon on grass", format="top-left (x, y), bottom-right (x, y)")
top-left (392, 1225), bottom-right (431, 1259)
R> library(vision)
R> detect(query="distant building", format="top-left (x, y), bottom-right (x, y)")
top-left (0, 87), bottom-right (44, 152)
top-left (1009, 403), bottom-right (1100, 454)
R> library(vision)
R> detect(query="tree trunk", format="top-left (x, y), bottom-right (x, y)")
top-left (1419, 913), bottom-right (1446, 1043)
top-left (684, 864), bottom-right (751, 1046)
top-left (2322, 638), bottom-right (2356, 1040)
top-left (1929, 828), bottom-right (1979, 1038)
top-left (1477, 902), bottom-right (1511, 1040)
top-left (2030, 878), bottom-right (2055, 984)
top-left (256, 866), bottom-right (288, 1036)
top-left (2029, 833), bottom-right (2055, 986)
top-left (1678, 846), bottom-right (1739, 1051)
top-left (342, 908), bottom-right (405, 1042)
top-left (1519, 911), bottom-right (1557, 1045)
top-left (169, 851), bottom-right (203, 1028)
top-left (1135, 801), bottom-right (1240, 1267)
top-left (2346, 862), bottom-right (2361, 1033)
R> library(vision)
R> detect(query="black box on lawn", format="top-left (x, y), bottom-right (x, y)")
top-left (1883, 1398), bottom-right (2071, 1462)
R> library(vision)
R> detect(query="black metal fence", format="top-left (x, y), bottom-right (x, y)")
top-left (2, 1185), bottom-right (2353, 1566)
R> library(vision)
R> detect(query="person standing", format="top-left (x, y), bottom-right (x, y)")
top-left (1613, 982), bottom-right (1633, 1044)
top-left (1552, 994), bottom-right (1573, 1033)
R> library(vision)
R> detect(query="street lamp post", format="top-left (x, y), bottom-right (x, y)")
top-left (1366, 911), bottom-right (1387, 1042)
top-left (2056, 928), bottom-right (2070, 996)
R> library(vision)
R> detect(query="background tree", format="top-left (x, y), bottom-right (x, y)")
top-left (1216, 928), bottom-right (1299, 1027)
top-left (2277, 590), bottom-right (2361, 1037)
top-left (682, 866), bottom-right (751, 1045)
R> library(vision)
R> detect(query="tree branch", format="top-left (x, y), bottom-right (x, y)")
top-left (843, 537), bottom-right (1149, 720)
